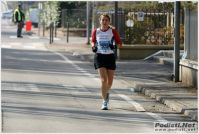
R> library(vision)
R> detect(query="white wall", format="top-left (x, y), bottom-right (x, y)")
top-left (180, 7), bottom-right (198, 88)
top-left (184, 8), bottom-right (198, 61)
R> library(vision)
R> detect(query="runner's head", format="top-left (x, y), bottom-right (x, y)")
top-left (99, 14), bottom-right (110, 28)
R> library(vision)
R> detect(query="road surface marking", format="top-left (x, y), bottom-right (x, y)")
top-left (146, 112), bottom-right (168, 122)
top-left (117, 94), bottom-right (146, 112)
top-left (2, 104), bottom-right (159, 124)
top-left (54, 38), bottom-right (60, 41)
top-left (28, 43), bottom-right (45, 46)
top-left (9, 42), bottom-right (21, 45)
top-left (118, 94), bottom-right (170, 122)
top-left (28, 84), bottom-right (40, 92)
top-left (46, 37), bottom-right (60, 40)
top-left (1, 45), bottom-right (12, 48)
top-left (9, 36), bottom-right (17, 39)
top-left (51, 51), bottom-right (99, 82)
top-left (51, 51), bottom-right (100, 81)
top-left (2, 68), bottom-right (87, 76)
top-left (23, 46), bottom-right (36, 49)
top-left (1, 42), bottom-right (47, 50)
top-left (2, 83), bottom-right (40, 92)
top-left (28, 36), bottom-right (40, 39)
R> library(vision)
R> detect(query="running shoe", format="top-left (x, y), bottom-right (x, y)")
top-left (101, 100), bottom-right (108, 110)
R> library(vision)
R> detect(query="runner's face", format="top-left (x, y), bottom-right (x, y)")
top-left (100, 16), bottom-right (110, 27)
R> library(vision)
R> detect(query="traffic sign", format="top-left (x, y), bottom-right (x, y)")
top-left (126, 19), bottom-right (134, 27)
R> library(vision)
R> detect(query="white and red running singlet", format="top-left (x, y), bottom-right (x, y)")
top-left (91, 27), bottom-right (122, 54)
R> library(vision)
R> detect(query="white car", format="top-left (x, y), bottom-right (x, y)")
top-left (29, 8), bottom-right (40, 27)
top-left (1, 9), bottom-right (13, 19)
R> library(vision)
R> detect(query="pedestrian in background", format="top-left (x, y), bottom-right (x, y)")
top-left (91, 14), bottom-right (122, 110)
top-left (13, 4), bottom-right (25, 38)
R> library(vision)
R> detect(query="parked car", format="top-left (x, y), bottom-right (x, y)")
top-left (29, 8), bottom-right (40, 27)
top-left (1, 9), bottom-right (13, 19)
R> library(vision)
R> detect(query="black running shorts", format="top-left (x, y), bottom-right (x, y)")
top-left (94, 53), bottom-right (116, 70)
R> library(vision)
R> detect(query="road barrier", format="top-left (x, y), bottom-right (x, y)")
top-left (26, 20), bottom-right (32, 32)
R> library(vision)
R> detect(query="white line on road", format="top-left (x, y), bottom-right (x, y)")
top-left (9, 43), bottom-right (21, 45)
top-left (1, 42), bottom-right (47, 50)
top-left (46, 37), bottom-right (60, 40)
top-left (51, 51), bottom-right (99, 82)
top-left (2, 84), bottom-right (40, 93)
top-left (118, 94), bottom-right (169, 122)
top-left (9, 36), bottom-right (17, 39)
top-left (146, 112), bottom-right (168, 122)
top-left (28, 84), bottom-right (40, 92)
top-left (2, 68), bottom-right (88, 76)
top-left (1, 45), bottom-right (12, 48)
top-left (117, 94), bottom-right (146, 112)
top-left (53, 38), bottom-right (61, 41)
top-left (28, 36), bottom-right (40, 39)
top-left (25, 43), bottom-right (45, 46)
top-left (23, 46), bottom-right (36, 49)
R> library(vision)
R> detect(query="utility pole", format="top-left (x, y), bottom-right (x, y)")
top-left (174, 1), bottom-right (180, 82)
top-left (38, 2), bottom-right (42, 36)
top-left (114, 1), bottom-right (118, 59)
top-left (114, 2), bottom-right (118, 30)
top-left (86, 1), bottom-right (91, 45)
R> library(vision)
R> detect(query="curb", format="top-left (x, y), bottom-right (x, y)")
top-left (133, 83), bottom-right (198, 121)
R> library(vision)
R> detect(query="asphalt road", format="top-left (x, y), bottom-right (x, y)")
top-left (2, 48), bottom-right (194, 133)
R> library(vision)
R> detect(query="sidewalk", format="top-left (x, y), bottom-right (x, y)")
top-left (46, 40), bottom-right (198, 121)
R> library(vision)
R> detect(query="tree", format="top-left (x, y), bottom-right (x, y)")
top-left (58, 2), bottom-right (86, 28)
top-left (40, 1), bottom-right (60, 28)
top-left (59, 1), bottom-right (86, 9)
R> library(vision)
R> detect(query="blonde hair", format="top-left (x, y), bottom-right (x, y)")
top-left (99, 14), bottom-right (110, 22)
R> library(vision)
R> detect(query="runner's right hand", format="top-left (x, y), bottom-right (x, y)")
top-left (92, 45), bottom-right (97, 53)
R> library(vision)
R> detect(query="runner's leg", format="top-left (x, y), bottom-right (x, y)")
top-left (98, 67), bottom-right (108, 100)
top-left (107, 69), bottom-right (115, 91)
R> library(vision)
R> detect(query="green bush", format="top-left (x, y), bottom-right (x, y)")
top-left (125, 17), bottom-right (153, 44)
